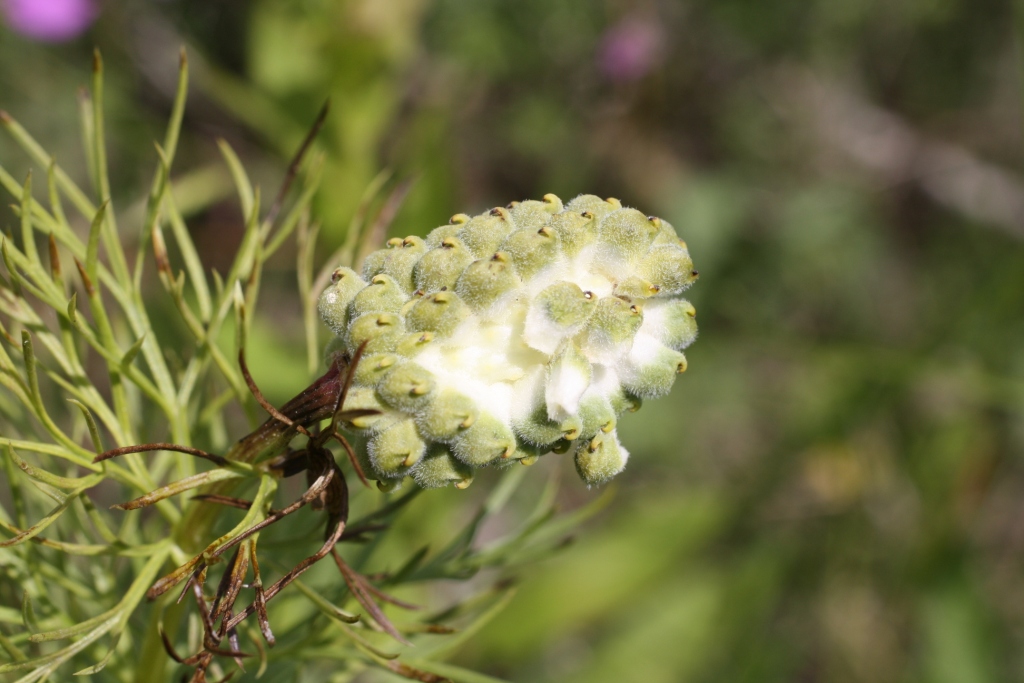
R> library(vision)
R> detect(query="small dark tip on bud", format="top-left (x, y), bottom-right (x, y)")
top-left (583, 290), bottom-right (594, 300)
top-left (691, 270), bottom-right (700, 278)
top-left (580, 211), bottom-right (594, 220)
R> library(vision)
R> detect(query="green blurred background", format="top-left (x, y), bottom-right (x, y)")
top-left (3, 0), bottom-right (1024, 681)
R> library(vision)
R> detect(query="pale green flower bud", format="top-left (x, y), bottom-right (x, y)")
top-left (508, 194), bottom-right (563, 230)
top-left (341, 386), bottom-right (392, 432)
top-left (499, 226), bottom-right (559, 280)
top-left (347, 312), bottom-right (404, 354)
top-left (619, 334), bottom-right (688, 398)
top-left (455, 253), bottom-right (521, 311)
top-left (598, 209), bottom-right (661, 261)
top-left (405, 290), bottom-right (470, 337)
top-left (377, 361), bottom-right (437, 412)
top-left (413, 237), bottom-right (475, 292)
top-left (349, 274), bottom-right (407, 318)
top-left (412, 445), bottom-right (474, 489)
top-left (363, 236), bottom-right (426, 292)
top-left (524, 283), bottom-right (595, 354)
top-left (451, 412), bottom-right (516, 466)
top-left (352, 353), bottom-right (399, 387)
top-left (644, 299), bottom-right (698, 350)
top-left (318, 267), bottom-right (366, 336)
top-left (637, 243), bottom-right (697, 296)
top-left (548, 210), bottom-right (598, 257)
top-left (320, 193), bottom-right (699, 487)
top-left (457, 207), bottom-right (515, 258)
top-left (424, 214), bottom-right (469, 248)
top-left (414, 389), bottom-right (478, 440)
top-left (574, 431), bottom-right (629, 486)
top-left (566, 194), bottom-right (622, 218)
top-left (368, 419), bottom-right (426, 476)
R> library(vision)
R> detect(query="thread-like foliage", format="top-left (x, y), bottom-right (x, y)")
top-left (0, 51), bottom-right (606, 683)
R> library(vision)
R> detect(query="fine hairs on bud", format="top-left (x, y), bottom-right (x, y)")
top-left (318, 193), bottom-right (699, 488)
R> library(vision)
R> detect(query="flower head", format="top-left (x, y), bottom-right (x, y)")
top-left (319, 194), bottom-right (698, 488)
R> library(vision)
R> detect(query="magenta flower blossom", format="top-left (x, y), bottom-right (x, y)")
top-left (598, 18), bottom-right (665, 83)
top-left (1, 0), bottom-right (98, 42)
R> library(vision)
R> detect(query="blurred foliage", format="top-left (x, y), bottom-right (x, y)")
top-left (2, 0), bottom-right (1024, 681)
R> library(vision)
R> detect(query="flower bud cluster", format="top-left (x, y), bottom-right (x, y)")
top-left (318, 194), bottom-right (698, 488)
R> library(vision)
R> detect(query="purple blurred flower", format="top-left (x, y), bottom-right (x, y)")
top-left (1, 0), bottom-right (98, 42)
top-left (598, 18), bottom-right (665, 83)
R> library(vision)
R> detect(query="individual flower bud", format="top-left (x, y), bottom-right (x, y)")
top-left (508, 194), bottom-right (562, 230)
top-left (377, 361), bottom-right (437, 412)
top-left (548, 210), bottom-right (598, 257)
top-left (451, 412), bottom-right (516, 466)
top-left (412, 444), bottom-right (474, 489)
top-left (318, 267), bottom-right (366, 336)
top-left (574, 431), bottom-right (629, 486)
top-left (513, 403), bottom-right (581, 448)
top-left (341, 386), bottom-right (392, 431)
top-left (509, 437), bottom-right (548, 466)
top-left (643, 299), bottom-right (698, 350)
top-left (598, 208), bottom-right (661, 261)
top-left (352, 353), bottom-right (399, 387)
top-left (524, 283), bottom-right (595, 354)
top-left (545, 342), bottom-right (592, 421)
top-left (395, 331), bottom-right (436, 357)
top-left (455, 253), bottom-right (521, 312)
top-left (405, 290), bottom-right (470, 337)
top-left (613, 275), bottom-right (661, 300)
top-left (566, 194), bottom-right (622, 219)
top-left (425, 214), bottom-right (469, 248)
top-left (576, 394), bottom-right (617, 441)
top-left (637, 243), bottom-right (697, 296)
top-left (457, 207), bottom-right (515, 258)
top-left (413, 237), bottom-right (475, 292)
top-left (499, 226), bottom-right (559, 280)
top-left (349, 274), bottom-right (407, 318)
top-left (618, 333), bottom-right (688, 398)
top-left (363, 236), bottom-right (426, 292)
top-left (368, 419), bottom-right (426, 477)
top-left (347, 312), bottom-right (404, 354)
top-left (583, 296), bottom-right (643, 363)
top-left (414, 389), bottom-right (478, 440)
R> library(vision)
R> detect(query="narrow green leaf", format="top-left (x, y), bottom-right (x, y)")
top-left (21, 592), bottom-right (38, 632)
top-left (66, 291), bottom-right (77, 324)
top-left (293, 579), bottom-right (361, 624)
top-left (84, 201), bottom-right (107, 286)
top-left (67, 399), bottom-right (103, 455)
top-left (111, 468), bottom-right (246, 511)
top-left (19, 171), bottom-right (38, 266)
top-left (118, 334), bottom-right (145, 371)
top-left (0, 474), bottom-right (102, 547)
top-left (217, 138), bottom-right (254, 219)
top-left (2, 238), bottom-right (23, 296)
top-left (4, 445), bottom-right (95, 490)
